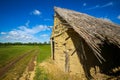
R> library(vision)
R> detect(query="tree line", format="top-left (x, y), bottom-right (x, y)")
top-left (0, 42), bottom-right (50, 46)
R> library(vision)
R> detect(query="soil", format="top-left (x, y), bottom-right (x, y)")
top-left (19, 56), bottom-right (37, 80)
top-left (0, 50), bottom-right (35, 78)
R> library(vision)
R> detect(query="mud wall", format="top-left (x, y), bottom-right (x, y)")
top-left (52, 14), bottom-right (84, 75)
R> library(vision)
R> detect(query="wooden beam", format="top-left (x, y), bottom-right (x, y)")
top-left (51, 38), bottom-right (55, 60)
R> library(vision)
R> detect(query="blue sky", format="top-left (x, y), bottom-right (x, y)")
top-left (0, 0), bottom-right (120, 43)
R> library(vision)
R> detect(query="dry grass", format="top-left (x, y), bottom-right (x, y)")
top-left (38, 59), bottom-right (120, 80)
top-left (39, 59), bottom-right (87, 80)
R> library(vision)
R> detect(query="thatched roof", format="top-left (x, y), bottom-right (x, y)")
top-left (54, 7), bottom-right (120, 63)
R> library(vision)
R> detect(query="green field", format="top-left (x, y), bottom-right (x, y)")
top-left (37, 45), bottom-right (51, 63)
top-left (34, 45), bottom-right (51, 80)
top-left (0, 45), bottom-right (36, 68)
top-left (0, 45), bottom-right (51, 80)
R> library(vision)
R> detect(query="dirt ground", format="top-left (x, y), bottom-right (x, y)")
top-left (19, 56), bottom-right (37, 80)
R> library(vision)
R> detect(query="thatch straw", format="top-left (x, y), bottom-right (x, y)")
top-left (54, 7), bottom-right (120, 63)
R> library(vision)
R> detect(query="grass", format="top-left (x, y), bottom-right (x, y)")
top-left (37, 45), bottom-right (51, 63)
top-left (0, 45), bottom-right (35, 68)
top-left (1, 49), bottom-right (38, 80)
top-left (0, 44), bottom-right (56, 80)
top-left (0, 45), bottom-right (40, 80)
top-left (34, 45), bottom-right (51, 80)
top-left (34, 67), bottom-right (49, 80)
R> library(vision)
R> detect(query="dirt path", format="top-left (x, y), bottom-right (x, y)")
top-left (19, 50), bottom-right (39, 80)
top-left (19, 55), bottom-right (37, 80)
top-left (0, 49), bottom-right (35, 78)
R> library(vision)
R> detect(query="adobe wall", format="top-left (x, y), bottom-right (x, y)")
top-left (52, 14), bottom-right (85, 76)
top-left (53, 31), bottom-right (84, 75)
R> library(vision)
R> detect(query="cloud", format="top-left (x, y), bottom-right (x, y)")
top-left (117, 15), bottom-right (120, 20)
top-left (40, 34), bottom-right (48, 37)
top-left (101, 2), bottom-right (113, 8)
top-left (40, 34), bottom-right (50, 43)
top-left (25, 20), bottom-right (30, 27)
top-left (7, 30), bottom-right (34, 40)
top-left (32, 9), bottom-right (41, 16)
top-left (0, 32), bottom-right (6, 35)
top-left (99, 17), bottom-right (112, 22)
top-left (87, 5), bottom-right (100, 10)
top-left (18, 25), bottom-right (50, 34)
top-left (87, 2), bottom-right (113, 10)
top-left (83, 3), bottom-right (87, 6)
top-left (0, 24), bottom-right (51, 42)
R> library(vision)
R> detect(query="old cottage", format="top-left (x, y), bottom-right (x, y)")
top-left (51, 7), bottom-right (120, 79)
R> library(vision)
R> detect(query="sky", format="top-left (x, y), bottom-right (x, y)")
top-left (0, 0), bottom-right (120, 43)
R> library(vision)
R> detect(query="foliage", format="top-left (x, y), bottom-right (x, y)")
top-left (0, 42), bottom-right (50, 46)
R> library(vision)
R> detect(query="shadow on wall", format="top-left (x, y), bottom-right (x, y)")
top-left (67, 30), bottom-right (120, 80)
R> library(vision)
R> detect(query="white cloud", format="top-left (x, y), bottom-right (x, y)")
top-left (99, 17), bottom-right (112, 22)
top-left (25, 20), bottom-right (30, 27)
top-left (40, 34), bottom-right (48, 37)
top-left (0, 32), bottom-right (6, 35)
top-left (87, 5), bottom-right (100, 10)
top-left (18, 25), bottom-right (50, 34)
top-left (117, 15), bottom-right (120, 20)
top-left (83, 3), bottom-right (87, 6)
top-left (40, 34), bottom-right (50, 43)
top-left (32, 9), bottom-right (41, 16)
top-left (101, 2), bottom-right (113, 8)
top-left (87, 2), bottom-right (113, 10)
top-left (0, 24), bottom-right (51, 43)
top-left (6, 28), bottom-right (35, 41)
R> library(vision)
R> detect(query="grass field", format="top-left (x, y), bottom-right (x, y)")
top-left (0, 45), bottom-right (36, 68)
top-left (34, 45), bottom-right (51, 80)
top-left (37, 45), bottom-right (51, 63)
top-left (0, 45), bottom-right (51, 80)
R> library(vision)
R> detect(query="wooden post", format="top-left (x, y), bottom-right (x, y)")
top-left (63, 43), bottom-right (70, 72)
top-left (65, 50), bottom-right (70, 72)
top-left (51, 38), bottom-right (54, 60)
